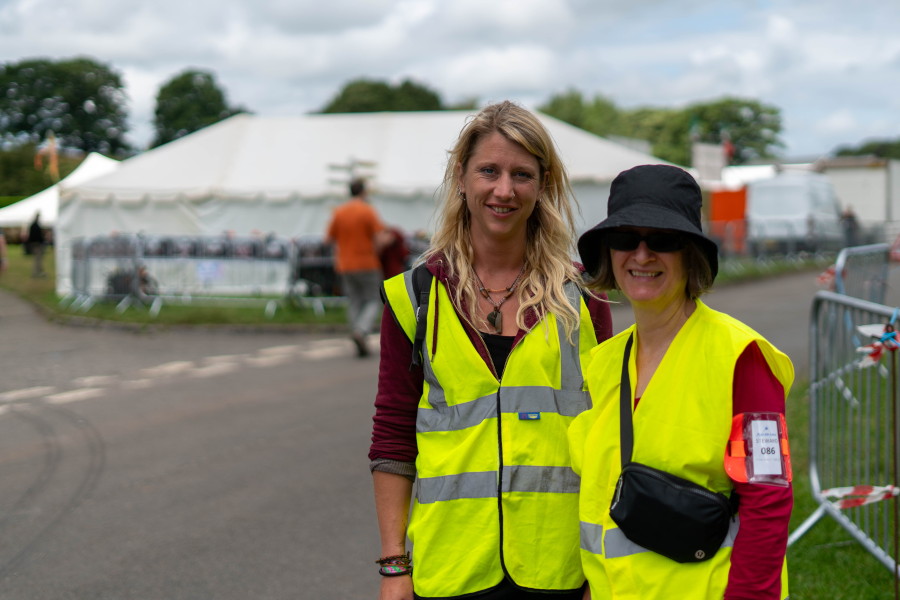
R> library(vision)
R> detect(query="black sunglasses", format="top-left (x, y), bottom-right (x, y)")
top-left (605, 230), bottom-right (686, 253)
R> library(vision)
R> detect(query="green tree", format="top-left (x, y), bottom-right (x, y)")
top-left (621, 107), bottom-right (692, 165)
top-left (539, 89), bottom-right (623, 138)
top-left (319, 78), bottom-right (442, 113)
top-left (151, 69), bottom-right (247, 148)
top-left (0, 56), bottom-right (130, 154)
top-left (447, 98), bottom-right (479, 111)
top-left (835, 138), bottom-right (900, 160)
top-left (680, 97), bottom-right (783, 165)
top-left (540, 89), bottom-right (590, 129)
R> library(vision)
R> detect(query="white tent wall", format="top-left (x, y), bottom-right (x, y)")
top-left (55, 111), bottom-right (675, 296)
top-left (572, 181), bottom-right (613, 237)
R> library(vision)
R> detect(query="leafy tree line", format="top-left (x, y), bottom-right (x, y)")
top-left (0, 57), bottom-right (249, 196)
top-left (538, 89), bottom-right (784, 166)
top-left (835, 139), bottom-right (900, 160)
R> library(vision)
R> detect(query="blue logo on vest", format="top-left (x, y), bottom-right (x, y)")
top-left (518, 412), bottom-right (541, 420)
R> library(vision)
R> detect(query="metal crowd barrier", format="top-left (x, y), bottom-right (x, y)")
top-left (64, 234), bottom-right (348, 316)
top-left (708, 218), bottom-right (886, 261)
top-left (789, 290), bottom-right (899, 575)
top-left (286, 235), bottom-right (347, 315)
top-left (833, 243), bottom-right (890, 304)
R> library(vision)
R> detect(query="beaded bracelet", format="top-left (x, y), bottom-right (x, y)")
top-left (376, 552), bottom-right (413, 577)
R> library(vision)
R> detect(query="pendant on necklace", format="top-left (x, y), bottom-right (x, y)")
top-left (487, 309), bottom-right (502, 334)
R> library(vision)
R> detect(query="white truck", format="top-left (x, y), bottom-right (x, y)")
top-left (746, 171), bottom-right (843, 256)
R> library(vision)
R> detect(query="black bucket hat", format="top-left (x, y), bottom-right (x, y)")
top-left (578, 164), bottom-right (718, 279)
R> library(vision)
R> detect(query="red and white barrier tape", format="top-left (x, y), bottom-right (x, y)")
top-left (821, 485), bottom-right (899, 509)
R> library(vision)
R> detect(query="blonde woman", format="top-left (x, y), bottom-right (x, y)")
top-left (369, 101), bottom-right (613, 600)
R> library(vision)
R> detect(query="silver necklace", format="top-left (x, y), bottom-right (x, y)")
top-left (472, 264), bottom-right (527, 334)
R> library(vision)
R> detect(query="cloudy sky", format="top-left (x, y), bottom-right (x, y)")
top-left (1, 0), bottom-right (898, 158)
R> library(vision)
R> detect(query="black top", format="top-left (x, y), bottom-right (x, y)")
top-left (480, 332), bottom-right (515, 377)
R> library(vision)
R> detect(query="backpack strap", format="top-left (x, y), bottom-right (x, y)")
top-left (410, 264), bottom-right (433, 369)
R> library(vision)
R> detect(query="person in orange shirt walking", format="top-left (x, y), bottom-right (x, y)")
top-left (326, 178), bottom-right (389, 357)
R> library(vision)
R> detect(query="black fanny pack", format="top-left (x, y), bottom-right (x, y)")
top-left (610, 335), bottom-right (738, 563)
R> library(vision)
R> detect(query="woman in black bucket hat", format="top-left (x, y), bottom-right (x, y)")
top-left (569, 165), bottom-right (796, 599)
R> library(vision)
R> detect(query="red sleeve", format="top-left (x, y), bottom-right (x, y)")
top-left (368, 303), bottom-right (422, 463)
top-left (725, 342), bottom-right (793, 600)
top-left (587, 292), bottom-right (614, 343)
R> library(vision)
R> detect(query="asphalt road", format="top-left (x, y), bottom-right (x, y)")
top-left (0, 266), bottom-right (896, 599)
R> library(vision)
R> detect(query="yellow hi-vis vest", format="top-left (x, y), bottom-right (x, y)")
top-left (569, 301), bottom-right (794, 600)
top-left (383, 269), bottom-right (599, 598)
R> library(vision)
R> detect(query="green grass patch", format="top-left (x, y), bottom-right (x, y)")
top-left (717, 254), bottom-right (834, 284)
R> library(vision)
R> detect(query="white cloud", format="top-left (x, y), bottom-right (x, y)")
top-left (0, 0), bottom-right (897, 156)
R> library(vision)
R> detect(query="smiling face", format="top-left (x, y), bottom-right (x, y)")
top-left (610, 226), bottom-right (688, 310)
top-left (457, 131), bottom-right (543, 246)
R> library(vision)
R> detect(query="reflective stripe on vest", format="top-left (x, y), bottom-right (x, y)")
top-left (580, 521), bottom-right (603, 555)
top-left (418, 465), bottom-right (582, 504)
top-left (586, 517), bottom-right (740, 559)
top-left (417, 386), bottom-right (590, 431)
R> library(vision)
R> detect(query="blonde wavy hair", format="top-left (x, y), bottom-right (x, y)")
top-left (423, 100), bottom-right (584, 341)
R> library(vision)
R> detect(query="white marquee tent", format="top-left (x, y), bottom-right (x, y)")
top-left (0, 152), bottom-right (118, 230)
top-left (56, 111), bottom-right (676, 295)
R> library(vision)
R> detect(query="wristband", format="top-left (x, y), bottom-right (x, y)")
top-left (376, 552), bottom-right (412, 577)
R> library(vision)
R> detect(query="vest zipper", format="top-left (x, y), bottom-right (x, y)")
top-left (495, 382), bottom-right (508, 582)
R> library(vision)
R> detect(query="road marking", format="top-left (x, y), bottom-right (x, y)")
top-left (246, 354), bottom-right (295, 367)
top-left (45, 388), bottom-right (106, 404)
top-left (0, 386), bottom-right (57, 401)
top-left (73, 375), bottom-right (117, 387)
top-left (190, 362), bottom-right (241, 378)
top-left (299, 346), bottom-right (350, 359)
top-left (203, 354), bottom-right (248, 364)
top-left (0, 334), bottom-right (379, 417)
top-left (140, 361), bottom-right (195, 377)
